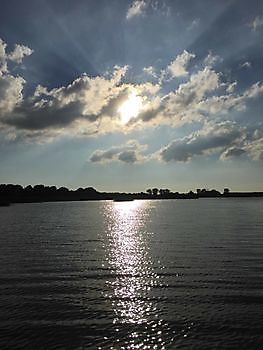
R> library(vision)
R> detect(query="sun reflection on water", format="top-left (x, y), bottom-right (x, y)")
top-left (102, 200), bottom-right (169, 349)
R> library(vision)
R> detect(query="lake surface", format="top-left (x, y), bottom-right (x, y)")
top-left (0, 198), bottom-right (262, 349)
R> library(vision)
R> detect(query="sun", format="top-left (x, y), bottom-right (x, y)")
top-left (118, 92), bottom-right (142, 124)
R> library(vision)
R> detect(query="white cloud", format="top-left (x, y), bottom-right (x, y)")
top-left (226, 81), bottom-right (237, 93)
top-left (243, 81), bottom-right (263, 99)
top-left (0, 39), bottom-right (8, 73)
top-left (126, 0), bottom-right (147, 20)
top-left (249, 16), bottom-right (263, 31)
top-left (0, 39), bottom-right (33, 72)
top-left (143, 65), bottom-right (158, 79)
top-left (130, 66), bottom-right (263, 130)
top-left (167, 50), bottom-right (195, 78)
top-left (204, 51), bottom-right (222, 67)
top-left (0, 38), bottom-right (30, 118)
top-left (158, 67), bottom-right (221, 124)
top-left (0, 74), bottom-right (25, 115)
top-left (240, 61), bottom-right (251, 69)
top-left (126, 0), bottom-right (169, 20)
top-left (8, 44), bottom-right (33, 64)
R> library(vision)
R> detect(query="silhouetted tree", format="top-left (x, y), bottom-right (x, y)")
top-left (57, 187), bottom-right (69, 193)
top-left (152, 188), bottom-right (158, 196)
top-left (34, 184), bottom-right (45, 192)
top-left (146, 189), bottom-right (152, 196)
top-left (25, 185), bottom-right (33, 192)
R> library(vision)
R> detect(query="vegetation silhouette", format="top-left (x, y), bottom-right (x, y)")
top-left (0, 184), bottom-right (262, 205)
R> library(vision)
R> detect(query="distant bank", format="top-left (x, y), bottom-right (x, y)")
top-left (1, 184), bottom-right (262, 205)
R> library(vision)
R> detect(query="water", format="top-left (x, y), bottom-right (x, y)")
top-left (0, 199), bottom-right (262, 349)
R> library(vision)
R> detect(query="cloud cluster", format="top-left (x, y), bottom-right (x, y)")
top-left (0, 36), bottom-right (262, 167)
top-left (0, 48), bottom-right (159, 139)
top-left (89, 121), bottom-right (263, 165)
top-left (5, 66), bottom-right (129, 130)
top-left (90, 140), bottom-right (147, 164)
top-left (159, 122), bottom-right (263, 162)
top-left (133, 66), bottom-right (263, 129)
top-left (126, 0), bottom-right (169, 20)
top-left (126, 0), bottom-right (147, 20)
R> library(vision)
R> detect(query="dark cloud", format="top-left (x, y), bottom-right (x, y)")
top-left (5, 100), bottom-right (85, 130)
top-left (221, 147), bottom-right (246, 159)
top-left (160, 122), bottom-right (245, 162)
top-left (90, 140), bottom-right (147, 164)
top-left (118, 150), bottom-right (138, 163)
top-left (159, 122), bottom-right (263, 162)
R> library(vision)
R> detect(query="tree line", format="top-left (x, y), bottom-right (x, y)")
top-left (0, 184), bottom-right (262, 205)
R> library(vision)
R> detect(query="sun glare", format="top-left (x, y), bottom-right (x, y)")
top-left (118, 92), bottom-right (142, 124)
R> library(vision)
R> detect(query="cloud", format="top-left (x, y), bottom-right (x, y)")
top-left (89, 140), bottom-right (147, 164)
top-left (221, 134), bottom-right (263, 161)
top-left (0, 39), bottom-right (8, 73)
top-left (1, 36), bottom-right (263, 146)
top-left (8, 44), bottom-right (33, 64)
top-left (126, 0), bottom-right (147, 20)
top-left (243, 81), bottom-right (263, 98)
top-left (90, 122), bottom-right (263, 165)
top-left (0, 74), bottom-right (25, 114)
top-left (244, 135), bottom-right (263, 160)
top-left (0, 38), bottom-right (33, 72)
top-left (226, 81), bottom-right (237, 93)
top-left (126, 0), bottom-right (169, 20)
top-left (166, 50), bottom-right (195, 78)
top-left (131, 66), bottom-right (263, 129)
top-left (158, 67), bottom-right (221, 123)
top-left (143, 65), bottom-right (158, 79)
top-left (0, 55), bottom-right (159, 138)
top-left (204, 52), bottom-right (222, 67)
top-left (159, 122), bottom-right (245, 162)
top-left (159, 122), bottom-right (263, 162)
top-left (249, 16), bottom-right (263, 31)
top-left (188, 18), bottom-right (200, 31)
top-left (0, 38), bottom-right (29, 117)
top-left (0, 64), bottom-right (141, 132)
top-left (179, 80), bottom-right (263, 121)
top-left (220, 147), bottom-right (246, 159)
top-left (240, 61), bottom-right (251, 69)
top-left (132, 66), bottom-right (223, 126)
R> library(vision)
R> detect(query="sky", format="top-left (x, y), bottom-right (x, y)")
top-left (0, 0), bottom-right (262, 192)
